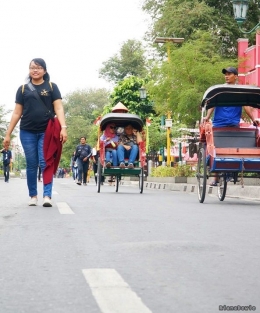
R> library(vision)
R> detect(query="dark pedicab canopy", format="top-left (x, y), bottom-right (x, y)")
top-left (99, 113), bottom-right (143, 132)
top-left (201, 84), bottom-right (260, 109)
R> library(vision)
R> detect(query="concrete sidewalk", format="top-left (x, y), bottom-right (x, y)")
top-left (123, 176), bottom-right (260, 200)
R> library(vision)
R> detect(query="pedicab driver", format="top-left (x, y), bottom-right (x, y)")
top-left (204, 67), bottom-right (259, 127)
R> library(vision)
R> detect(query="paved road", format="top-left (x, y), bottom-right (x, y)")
top-left (0, 177), bottom-right (259, 313)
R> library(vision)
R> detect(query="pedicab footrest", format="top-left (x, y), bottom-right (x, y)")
top-left (211, 157), bottom-right (260, 172)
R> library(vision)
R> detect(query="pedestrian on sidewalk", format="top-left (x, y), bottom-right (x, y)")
top-left (3, 58), bottom-right (67, 207)
top-left (0, 145), bottom-right (12, 183)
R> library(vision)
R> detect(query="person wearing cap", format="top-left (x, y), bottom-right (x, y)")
top-left (204, 67), bottom-right (258, 127)
top-left (204, 67), bottom-right (259, 185)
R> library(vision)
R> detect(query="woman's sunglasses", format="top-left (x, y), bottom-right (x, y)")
top-left (110, 126), bottom-right (116, 129)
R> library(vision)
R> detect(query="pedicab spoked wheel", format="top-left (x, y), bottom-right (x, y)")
top-left (115, 175), bottom-right (120, 192)
top-left (97, 158), bottom-right (102, 193)
top-left (217, 174), bottom-right (227, 201)
top-left (139, 167), bottom-right (144, 194)
top-left (197, 147), bottom-right (207, 203)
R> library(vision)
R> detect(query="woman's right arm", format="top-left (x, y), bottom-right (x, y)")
top-left (3, 104), bottom-right (23, 146)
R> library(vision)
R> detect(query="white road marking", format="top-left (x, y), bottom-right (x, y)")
top-left (56, 202), bottom-right (75, 214)
top-left (82, 268), bottom-right (152, 313)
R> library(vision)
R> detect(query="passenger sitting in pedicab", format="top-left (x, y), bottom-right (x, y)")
top-left (100, 123), bottom-right (119, 168)
top-left (203, 66), bottom-right (259, 186)
top-left (117, 123), bottom-right (142, 169)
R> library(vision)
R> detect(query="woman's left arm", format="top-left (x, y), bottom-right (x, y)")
top-left (53, 99), bottom-right (68, 143)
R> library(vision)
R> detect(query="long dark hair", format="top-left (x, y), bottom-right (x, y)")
top-left (27, 58), bottom-right (50, 82)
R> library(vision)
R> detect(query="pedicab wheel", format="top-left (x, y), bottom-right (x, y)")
top-left (197, 147), bottom-right (207, 203)
top-left (97, 158), bottom-right (102, 193)
top-left (139, 167), bottom-right (144, 194)
top-left (115, 175), bottom-right (120, 192)
top-left (217, 175), bottom-right (227, 201)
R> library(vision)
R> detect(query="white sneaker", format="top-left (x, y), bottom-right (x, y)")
top-left (43, 197), bottom-right (52, 207)
top-left (28, 197), bottom-right (38, 206)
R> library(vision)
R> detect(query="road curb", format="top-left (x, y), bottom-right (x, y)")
top-left (124, 179), bottom-right (260, 200)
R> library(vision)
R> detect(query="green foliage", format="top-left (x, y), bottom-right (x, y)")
top-left (146, 116), bottom-right (167, 151)
top-left (99, 39), bottom-right (148, 83)
top-left (64, 88), bottom-right (110, 120)
top-left (147, 30), bottom-right (234, 127)
top-left (142, 0), bottom-right (260, 57)
top-left (61, 88), bottom-right (110, 166)
top-left (151, 164), bottom-right (196, 177)
top-left (108, 76), bottom-right (155, 121)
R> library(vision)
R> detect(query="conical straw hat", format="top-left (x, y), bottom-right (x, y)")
top-left (111, 102), bottom-right (129, 113)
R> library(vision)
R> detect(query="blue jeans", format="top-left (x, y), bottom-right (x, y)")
top-left (117, 144), bottom-right (138, 164)
top-left (77, 160), bottom-right (89, 184)
top-left (105, 149), bottom-right (118, 166)
top-left (20, 130), bottom-right (52, 198)
top-left (72, 166), bottom-right (78, 180)
top-left (3, 164), bottom-right (10, 182)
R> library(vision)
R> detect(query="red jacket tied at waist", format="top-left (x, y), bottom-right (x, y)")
top-left (43, 118), bottom-right (62, 184)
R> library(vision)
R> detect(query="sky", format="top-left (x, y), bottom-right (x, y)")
top-left (0, 0), bottom-right (150, 113)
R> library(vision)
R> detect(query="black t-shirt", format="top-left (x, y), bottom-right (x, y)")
top-left (74, 144), bottom-right (92, 162)
top-left (16, 81), bottom-right (62, 132)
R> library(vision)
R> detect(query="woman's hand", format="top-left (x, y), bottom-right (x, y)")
top-left (123, 145), bottom-right (131, 151)
top-left (3, 135), bottom-right (11, 149)
top-left (60, 128), bottom-right (68, 144)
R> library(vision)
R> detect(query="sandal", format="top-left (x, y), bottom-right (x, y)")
top-left (210, 181), bottom-right (218, 186)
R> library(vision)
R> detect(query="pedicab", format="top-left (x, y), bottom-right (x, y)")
top-left (96, 113), bottom-right (146, 193)
top-left (197, 84), bottom-right (260, 203)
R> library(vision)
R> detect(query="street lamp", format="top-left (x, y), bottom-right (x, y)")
top-left (154, 37), bottom-right (184, 44)
top-left (139, 86), bottom-right (147, 100)
top-left (232, 0), bottom-right (259, 33)
top-left (154, 37), bottom-right (184, 62)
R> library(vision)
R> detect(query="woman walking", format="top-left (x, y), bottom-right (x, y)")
top-left (3, 58), bottom-right (67, 207)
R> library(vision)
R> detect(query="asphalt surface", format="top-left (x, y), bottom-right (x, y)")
top-left (0, 177), bottom-right (259, 313)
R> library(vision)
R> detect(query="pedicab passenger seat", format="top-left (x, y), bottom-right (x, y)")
top-left (213, 127), bottom-right (257, 148)
top-left (201, 84), bottom-right (260, 150)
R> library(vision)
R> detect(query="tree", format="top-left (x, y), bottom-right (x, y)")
top-left (64, 88), bottom-right (110, 121)
top-left (146, 116), bottom-right (167, 152)
top-left (61, 88), bottom-right (110, 166)
top-left (99, 39), bottom-right (148, 83)
top-left (147, 31), bottom-right (233, 127)
top-left (142, 0), bottom-right (260, 58)
top-left (107, 76), bottom-right (156, 121)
